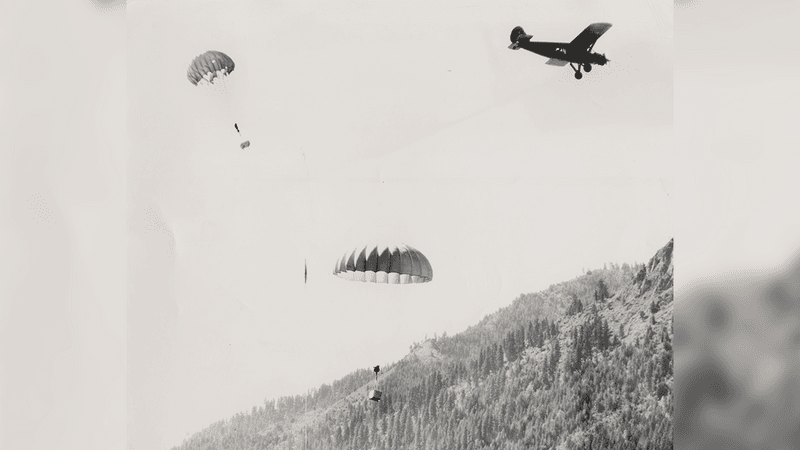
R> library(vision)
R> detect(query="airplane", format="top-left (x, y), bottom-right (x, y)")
top-left (508, 23), bottom-right (612, 80)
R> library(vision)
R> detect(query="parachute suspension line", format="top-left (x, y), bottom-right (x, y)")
top-left (198, 76), bottom-right (233, 124)
top-left (213, 72), bottom-right (232, 119)
top-left (217, 74), bottom-right (235, 132)
top-left (367, 365), bottom-right (382, 401)
top-left (218, 69), bottom-right (229, 95)
top-left (199, 72), bottom-right (248, 149)
top-left (217, 70), bottom-right (248, 148)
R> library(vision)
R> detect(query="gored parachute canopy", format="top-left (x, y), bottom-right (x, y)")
top-left (333, 243), bottom-right (432, 284)
top-left (187, 51), bottom-right (235, 86)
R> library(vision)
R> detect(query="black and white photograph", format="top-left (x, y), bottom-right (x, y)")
top-left (2, 0), bottom-right (800, 449)
top-left (126, 0), bottom-right (672, 448)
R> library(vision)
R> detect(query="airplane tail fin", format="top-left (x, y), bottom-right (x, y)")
top-left (509, 26), bottom-right (532, 49)
top-left (510, 26), bottom-right (525, 43)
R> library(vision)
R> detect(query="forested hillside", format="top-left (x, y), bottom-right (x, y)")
top-left (174, 239), bottom-right (673, 450)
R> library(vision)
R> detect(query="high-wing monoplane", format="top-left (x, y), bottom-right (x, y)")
top-left (508, 23), bottom-right (612, 80)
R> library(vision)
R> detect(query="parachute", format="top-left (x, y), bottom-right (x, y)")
top-left (187, 50), bottom-right (235, 86)
top-left (187, 51), bottom-right (249, 149)
top-left (333, 243), bottom-right (432, 284)
top-left (332, 244), bottom-right (431, 401)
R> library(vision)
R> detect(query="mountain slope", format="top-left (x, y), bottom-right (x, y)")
top-left (174, 238), bottom-right (674, 450)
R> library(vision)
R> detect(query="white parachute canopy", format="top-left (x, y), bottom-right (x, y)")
top-left (333, 242), bottom-right (433, 284)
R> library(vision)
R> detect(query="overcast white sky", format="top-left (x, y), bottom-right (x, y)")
top-left (123, 0), bottom-right (673, 448)
top-left (126, 0), bottom-right (674, 448)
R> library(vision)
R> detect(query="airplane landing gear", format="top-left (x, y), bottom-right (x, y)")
top-left (569, 62), bottom-right (584, 80)
top-left (583, 63), bottom-right (592, 72)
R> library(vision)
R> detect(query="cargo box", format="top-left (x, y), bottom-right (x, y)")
top-left (368, 390), bottom-right (382, 401)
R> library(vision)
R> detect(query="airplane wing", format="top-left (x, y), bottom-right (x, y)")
top-left (569, 23), bottom-right (612, 51)
top-left (545, 58), bottom-right (569, 66)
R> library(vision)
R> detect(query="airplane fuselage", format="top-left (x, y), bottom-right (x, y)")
top-left (516, 40), bottom-right (607, 66)
top-left (509, 23), bottom-right (612, 79)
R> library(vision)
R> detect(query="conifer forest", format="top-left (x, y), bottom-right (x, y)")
top-left (174, 239), bottom-right (673, 450)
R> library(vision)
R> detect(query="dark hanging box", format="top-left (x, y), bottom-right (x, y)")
top-left (368, 390), bottom-right (382, 401)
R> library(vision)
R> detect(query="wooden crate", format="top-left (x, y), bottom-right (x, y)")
top-left (368, 390), bottom-right (382, 401)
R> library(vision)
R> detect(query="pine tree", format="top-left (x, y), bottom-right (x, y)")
top-left (597, 279), bottom-right (609, 301)
top-left (567, 293), bottom-right (583, 316)
top-left (527, 321), bottom-right (535, 348)
top-left (550, 338), bottom-right (561, 379)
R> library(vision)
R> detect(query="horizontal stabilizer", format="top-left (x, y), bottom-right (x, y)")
top-left (508, 42), bottom-right (520, 50)
top-left (545, 58), bottom-right (569, 66)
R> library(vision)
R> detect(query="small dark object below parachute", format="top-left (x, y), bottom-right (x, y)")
top-left (368, 390), bottom-right (382, 402)
top-left (240, 141), bottom-right (250, 149)
top-left (369, 366), bottom-right (382, 401)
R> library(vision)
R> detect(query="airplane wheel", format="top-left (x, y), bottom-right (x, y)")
top-left (575, 72), bottom-right (583, 80)
top-left (584, 64), bottom-right (592, 72)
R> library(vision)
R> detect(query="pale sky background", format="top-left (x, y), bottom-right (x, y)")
top-left (5, 1), bottom-right (799, 450)
top-left (1, 2), bottom-right (127, 450)
top-left (127, 0), bottom-right (673, 448)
